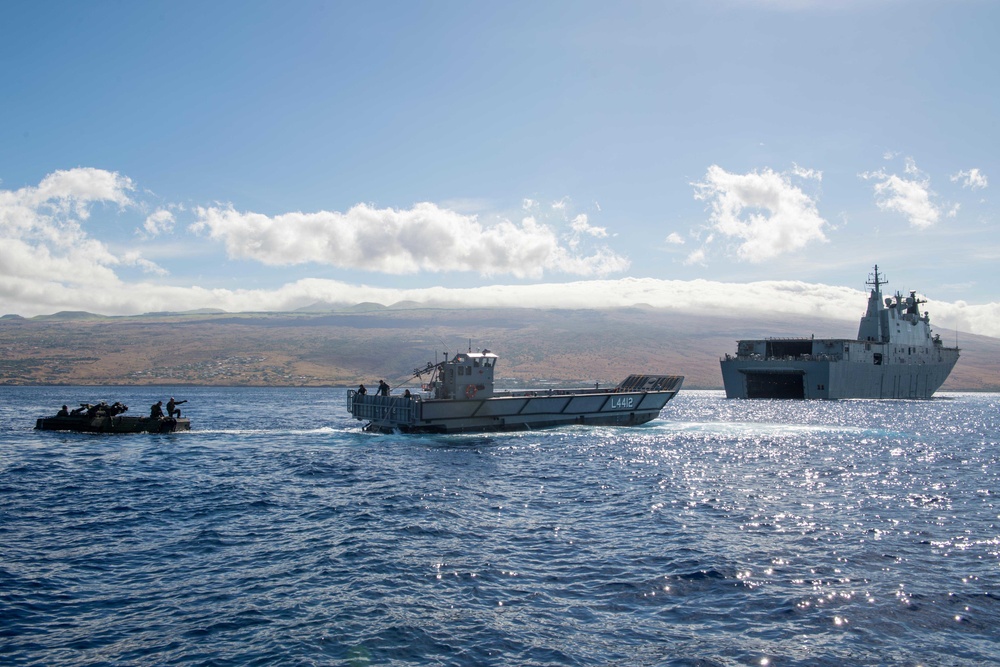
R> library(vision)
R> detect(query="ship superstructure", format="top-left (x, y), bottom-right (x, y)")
top-left (720, 266), bottom-right (959, 399)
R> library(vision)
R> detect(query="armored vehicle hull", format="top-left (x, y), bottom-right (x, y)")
top-left (35, 414), bottom-right (191, 433)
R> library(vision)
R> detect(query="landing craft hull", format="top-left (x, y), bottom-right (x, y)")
top-left (35, 415), bottom-right (191, 433)
top-left (349, 380), bottom-right (683, 434)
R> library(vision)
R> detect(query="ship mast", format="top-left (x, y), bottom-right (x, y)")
top-left (867, 264), bottom-right (885, 298)
top-left (858, 264), bottom-right (888, 342)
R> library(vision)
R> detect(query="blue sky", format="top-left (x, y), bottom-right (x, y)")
top-left (2, 1), bottom-right (998, 336)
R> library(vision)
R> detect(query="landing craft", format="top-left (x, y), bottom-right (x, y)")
top-left (348, 350), bottom-right (683, 433)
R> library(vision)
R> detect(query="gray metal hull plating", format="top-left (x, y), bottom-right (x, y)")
top-left (721, 348), bottom-right (959, 399)
top-left (349, 384), bottom-right (682, 434)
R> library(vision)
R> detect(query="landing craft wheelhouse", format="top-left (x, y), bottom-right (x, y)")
top-left (720, 266), bottom-right (960, 399)
top-left (348, 350), bottom-right (684, 433)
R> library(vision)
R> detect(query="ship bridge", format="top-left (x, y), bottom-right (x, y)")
top-left (857, 266), bottom-right (938, 347)
top-left (430, 351), bottom-right (498, 400)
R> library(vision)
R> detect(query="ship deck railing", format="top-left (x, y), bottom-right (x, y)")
top-left (725, 353), bottom-right (845, 362)
top-left (347, 391), bottom-right (418, 426)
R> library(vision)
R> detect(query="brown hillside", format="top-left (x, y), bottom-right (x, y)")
top-left (0, 308), bottom-right (996, 390)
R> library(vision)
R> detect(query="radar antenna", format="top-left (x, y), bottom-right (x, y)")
top-left (867, 264), bottom-right (886, 293)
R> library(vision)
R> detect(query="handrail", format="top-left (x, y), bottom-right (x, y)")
top-left (347, 390), bottom-right (418, 426)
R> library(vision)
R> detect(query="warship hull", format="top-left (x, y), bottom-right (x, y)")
top-left (349, 375), bottom-right (684, 434)
top-left (35, 415), bottom-right (191, 433)
top-left (720, 342), bottom-right (959, 399)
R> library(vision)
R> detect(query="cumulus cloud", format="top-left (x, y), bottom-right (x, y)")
top-left (0, 168), bottom-right (135, 287)
top-left (951, 168), bottom-right (988, 190)
top-left (791, 163), bottom-right (822, 181)
top-left (143, 209), bottom-right (175, 236)
top-left (691, 165), bottom-right (828, 262)
top-left (121, 250), bottom-right (168, 276)
top-left (569, 214), bottom-right (607, 238)
top-left (567, 214), bottom-right (609, 251)
top-left (1, 168), bottom-right (134, 237)
top-left (860, 160), bottom-right (940, 228)
top-left (3, 167), bottom-right (999, 340)
top-left (683, 248), bottom-right (706, 266)
top-left (665, 232), bottom-right (685, 245)
top-left (190, 202), bottom-right (629, 279)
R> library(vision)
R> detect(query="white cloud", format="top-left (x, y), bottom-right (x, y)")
top-left (33, 168), bottom-right (134, 213)
top-left (683, 248), bottom-right (706, 266)
top-left (121, 250), bottom-right (168, 276)
top-left (3, 167), bottom-right (999, 341)
top-left (12, 273), bottom-right (995, 335)
top-left (143, 209), bottom-right (175, 236)
top-left (665, 232), bottom-right (685, 245)
top-left (2, 251), bottom-right (998, 339)
top-left (569, 214), bottom-right (608, 238)
top-left (951, 168), bottom-right (988, 190)
top-left (691, 165), bottom-right (828, 263)
top-left (791, 163), bottom-right (822, 181)
top-left (0, 238), bottom-right (120, 287)
top-left (859, 164), bottom-right (940, 229)
top-left (190, 202), bottom-right (628, 279)
top-left (0, 167), bottom-right (134, 237)
top-left (0, 168), bottom-right (136, 287)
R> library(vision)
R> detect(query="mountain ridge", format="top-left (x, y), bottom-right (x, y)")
top-left (1, 307), bottom-right (995, 390)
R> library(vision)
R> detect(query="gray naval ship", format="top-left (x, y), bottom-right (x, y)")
top-left (720, 266), bottom-right (960, 399)
top-left (347, 350), bottom-right (683, 433)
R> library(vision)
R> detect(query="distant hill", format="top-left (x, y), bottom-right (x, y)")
top-left (0, 307), bottom-right (996, 390)
top-left (33, 310), bottom-right (104, 321)
top-left (140, 309), bottom-right (229, 317)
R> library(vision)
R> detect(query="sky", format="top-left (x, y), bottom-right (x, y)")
top-left (2, 0), bottom-right (999, 336)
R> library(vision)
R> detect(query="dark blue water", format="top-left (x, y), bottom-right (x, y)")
top-left (2, 387), bottom-right (998, 666)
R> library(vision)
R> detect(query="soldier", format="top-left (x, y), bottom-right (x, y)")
top-left (150, 401), bottom-right (164, 419)
top-left (167, 397), bottom-right (187, 418)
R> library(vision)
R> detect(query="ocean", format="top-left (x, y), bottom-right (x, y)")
top-left (1, 386), bottom-right (998, 666)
